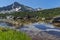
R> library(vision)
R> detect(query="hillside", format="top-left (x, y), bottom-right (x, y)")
top-left (0, 7), bottom-right (60, 21)
top-left (6, 7), bottom-right (60, 18)
top-left (38, 7), bottom-right (60, 17)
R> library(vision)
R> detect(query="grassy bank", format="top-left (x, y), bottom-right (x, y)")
top-left (0, 27), bottom-right (31, 40)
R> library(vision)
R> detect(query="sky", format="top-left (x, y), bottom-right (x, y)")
top-left (0, 0), bottom-right (60, 9)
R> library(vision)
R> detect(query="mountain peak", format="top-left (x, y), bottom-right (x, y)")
top-left (13, 2), bottom-right (21, 6)
top-left (14, 2), bottom-right (20, 4)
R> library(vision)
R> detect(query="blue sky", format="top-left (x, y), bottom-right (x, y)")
top-left (0, 0), bottom-right (60, 9)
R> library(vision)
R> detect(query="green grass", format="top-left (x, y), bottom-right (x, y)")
top-left (0, 28), bottom-right (31, 40)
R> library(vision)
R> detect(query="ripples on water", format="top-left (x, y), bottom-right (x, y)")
top-left (0, 22), bottom-right (60, 37)
top-left (0, 21), bottom-right (13, 27)
top-left (33, 23), bottom-right (60, 37)
top-left (20, 22), bottom-right (60, 37)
